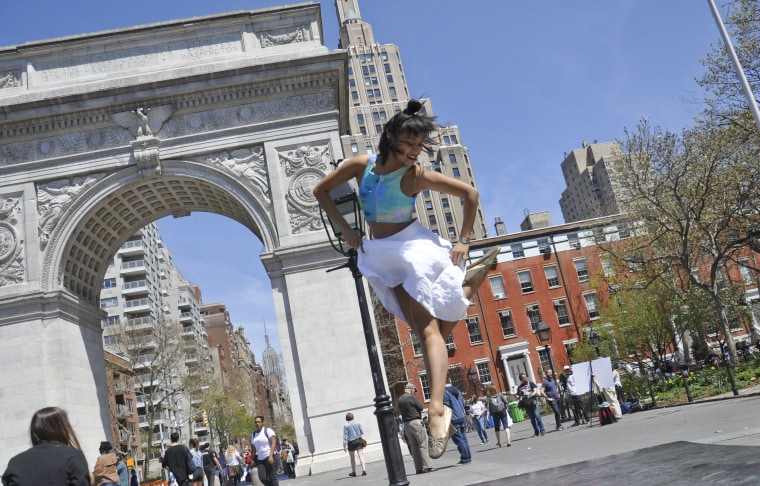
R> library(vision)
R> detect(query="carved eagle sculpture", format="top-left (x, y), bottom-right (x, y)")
top-left (111, 105), bottom-right (175, 138)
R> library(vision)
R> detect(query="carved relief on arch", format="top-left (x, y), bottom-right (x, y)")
top-left (0, 197), bottom-right (25, 287)
top-left (36, 173), bottom-right (106, 250)
top-left (197, 146), bottom-right (272, 208)
top-left (277, 142), bottom-right (333, 234)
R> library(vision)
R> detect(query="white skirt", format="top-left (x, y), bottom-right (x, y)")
top-left (357, 220), bottom-right (469, 323)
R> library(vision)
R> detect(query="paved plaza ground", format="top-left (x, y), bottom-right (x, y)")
top-left (259, 391), bottom-right (759, 486)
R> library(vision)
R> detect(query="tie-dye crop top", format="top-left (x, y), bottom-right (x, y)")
top-left (358, 154), bottom-right (416, 223)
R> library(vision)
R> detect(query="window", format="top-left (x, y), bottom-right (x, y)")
top-left (351, 143), bottom-right (358, 153)
top-left (452, 168), bottom-right (460, 177)
top-left (351, 91), bottom-right (358, 100)
top-left (103, 315), bottom-right (120, 327)
top-left (443, 136), bottom-right (450, 144)
top-left (445, 334), bottom-right (456, 350)
top-left (466, 316), bottom-right (483, 344)
top-left (441, 198), bottom-right (450, 209)
top-left (410, 330), bottom-right (422, 356)
top-left (359, 126), bottom-right (367, 135)
top-left (365, 145), bottom-right (374, 154)
top-left (389, 87), bottom-right (396, 95)
top-left (526, 304), bottom-right (541, 332)
top-left (574, 259), bottom-right (589, 282)
top-left (103, 335), bottom-right (119, 346)
top-left (475, 361), bottom-right (492, 385)
top-left (498, 310), bottom-right (515, 337)
top-left (553, 299), bottom-right (570, 325)
top-left (538, 348), bottom-right (552, 374)
top-left (544, 266), bottom-right (560, 288)
top-left (381, 52), bottom-right (388, 61)
top-left (601, 254), bottom-right (616, 277)
top-left (538, 238), bottom-right (551, 253)
top-left (419, 372), bottom-right (431, 401)
top-left (357, 114), bottom-right (364, 124)
top-left (349, 79), bottom-right (356, 87)
top-left (564, 341), bottom-right (578, 362)
top-left (102, 278), bottom-right (117, 289)
top-left (488, 275), bottom-right (506, 299)
top-left (384, 62), bottom-right (391, 72)
top-left (511, 243), bottom-right (524, 258)
top-left (425, 200), bottom-right (433, 210)
top-left (739, 260), bottom-right (754, 285)
top-left (428, 215), bottom-right (437, 226)
top-left (449, 153), bottom-right (457, 163)
top-left (584, 292), bottom-right (599, 319)
top-left (386, 75), bottom-right (393, 83)
top-left (100, 297), bottom-right (118, 308)
top-left (567, 233), bottom-right (580, 249)
top-left (362, 66), bottom-right (369, 75)
top-left (445, 212), bottom-right (454, 224)
top-left (518, 270), bottom-right (534, 293)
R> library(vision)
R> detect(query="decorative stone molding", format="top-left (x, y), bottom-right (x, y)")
top-left (161, 91), bottom-right (336, 139)
top-left (131, 137), bottom-right (162, 178)
top-left (277, 142), bottom-right (332, 234)
top-left (0, 68), bottom-right (22, 90)
top-left (201, 147), bottom-right (271, 207)
top-left (258, 24), bottom-right (312, 47)
top-left (0, 127), bottom-right (131, 166)
top-left (0, 197), bottom-right (24, 286)
top-left (36, 174), bottom-right (105, 249)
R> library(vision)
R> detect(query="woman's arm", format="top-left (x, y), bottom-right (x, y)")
top-left (412, 169), bottom-right (479, 265)
top-left (268, 433), bottom-right (278, 464)
top-left (313, 155), bottom-right (369, 251)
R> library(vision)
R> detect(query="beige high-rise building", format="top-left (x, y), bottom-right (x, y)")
top-left (335, 0), bottom-right (488, 240)
top-left (100, 222), bottom-right (210, 472)
top-left (559, 141), bottom-right (623, 223)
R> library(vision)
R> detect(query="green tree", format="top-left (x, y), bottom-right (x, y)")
top-left (698, 0), bottom-right (760, 138)
top-left (615, 121), bottom-right (760, 394)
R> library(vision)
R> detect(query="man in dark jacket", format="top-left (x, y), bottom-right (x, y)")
top-left (443, 380), bottom-right (472, 465)
top-left (162, 432), bottom-right (189, 486)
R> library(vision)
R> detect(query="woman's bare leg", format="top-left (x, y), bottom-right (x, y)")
top-left (357, 448), bottom-right (366, 472)
top-left (394, 286), bottom-right (450, 440)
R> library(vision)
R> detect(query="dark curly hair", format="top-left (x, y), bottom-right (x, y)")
top-left (377, 99), bottom-right (437, 164)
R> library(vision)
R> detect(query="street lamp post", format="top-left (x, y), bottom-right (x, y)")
top-left (467, 367), bottom-right (480, 397)
top-left (588, 329), bottom-right (601, 358)
top-left (320, 183), bottom-right (408, 486)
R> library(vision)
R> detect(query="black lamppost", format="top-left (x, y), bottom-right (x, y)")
top-left (467, 367), bottom-right (480, 397)
top-left (588, 329), bottom-right (601, 358)
top-left (679, 361), bottom-right (694, 402)
top-left (320, 183), bottom-right (408, 486)
top-left (536, 321), bottom-right (556, 378)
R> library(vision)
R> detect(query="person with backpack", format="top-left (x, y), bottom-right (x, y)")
top-left (485, 385), bottom-right (512, 447)
top-left (251, 415), bottom-right (279, 486)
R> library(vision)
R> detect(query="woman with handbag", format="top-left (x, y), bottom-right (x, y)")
top-left (517, 373), bottom-right (546, 437)
top-left (224, 445), bottom-right (243, 486)
top-left (342, 413), bottom-right (367, 477)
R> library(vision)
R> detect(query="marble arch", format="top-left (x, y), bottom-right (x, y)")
top-left (0, 5), bottom-right (386, 474)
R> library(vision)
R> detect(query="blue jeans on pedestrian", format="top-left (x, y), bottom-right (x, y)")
top-left (450, 419), bottom-right (471, 463)
top-left (473, 414), bottom-right (488, 442)
top-left (524, 403), bottom-right (545, 435)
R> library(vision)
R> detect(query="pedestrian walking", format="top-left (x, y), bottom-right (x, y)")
top-left (444, 381), bottom-right (472, 464)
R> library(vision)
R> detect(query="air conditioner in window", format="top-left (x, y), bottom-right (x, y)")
top-left (446, 342), bottom-right (457, 350)
top-left (493, 293), bottom-right (506, 300)
top-left (466, 317), bottom-right (478, 325)
top-left (540, 247), bottom-right (552, 254)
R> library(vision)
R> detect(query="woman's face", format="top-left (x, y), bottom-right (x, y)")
top-left (392, 133), bottom-right (425, 166)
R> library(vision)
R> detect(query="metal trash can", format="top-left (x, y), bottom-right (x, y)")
top-left (508, 401), bottom-right (525, 422)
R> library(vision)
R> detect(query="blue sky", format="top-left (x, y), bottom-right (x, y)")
top-left (0, 1), bottom-right (728, 358)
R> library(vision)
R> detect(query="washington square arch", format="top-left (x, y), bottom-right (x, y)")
top-left (0, 4), bottom-right (388, 474)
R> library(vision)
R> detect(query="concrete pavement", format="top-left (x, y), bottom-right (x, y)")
top-left (268, 394), bottom-right (759, 486)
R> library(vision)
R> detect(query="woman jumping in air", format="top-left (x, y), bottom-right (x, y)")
top-left (314, 99), bottom-right (498, 458)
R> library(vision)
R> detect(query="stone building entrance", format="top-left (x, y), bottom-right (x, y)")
top-left (0, 5), bottom-right (383, 474)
